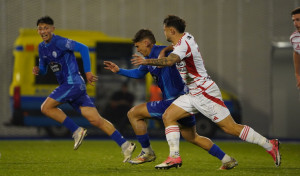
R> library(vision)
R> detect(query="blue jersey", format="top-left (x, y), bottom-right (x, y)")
top-left (117, 45), bottom-right (195, 126)
top-left (140, 45), bottom-right (187, 100)
top-left (38, 34), bottom-right (85, 85)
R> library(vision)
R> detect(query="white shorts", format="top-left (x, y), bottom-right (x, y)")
top-left (172, 83), bottom-right (230, 123)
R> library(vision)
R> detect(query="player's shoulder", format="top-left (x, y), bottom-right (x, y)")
top-left (290, 31), bottom-right (300, 39)
top-left (148, 45), bottom-right (166, 58)
top-left (174, 32), bottom-right (192, 47)
top-left (152, 45), bottom-right (166, 52)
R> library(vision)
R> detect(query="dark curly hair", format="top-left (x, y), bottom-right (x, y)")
top-left (163, 15), bottom-right (186, 33)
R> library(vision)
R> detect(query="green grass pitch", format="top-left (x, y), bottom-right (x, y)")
top-left (0, 140), bottom-right (299, 176)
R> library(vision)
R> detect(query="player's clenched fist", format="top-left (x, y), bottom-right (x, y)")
top-left (32, 66), bottom-right (40, 75)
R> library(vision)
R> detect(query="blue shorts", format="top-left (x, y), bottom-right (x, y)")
top-left (146, 99), bottom-right (196, 127)
top-left (49, 84), bottom-right (95, 113)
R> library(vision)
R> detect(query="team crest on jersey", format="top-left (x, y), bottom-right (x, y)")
top-left (52, 51), bottom-right (57, 58)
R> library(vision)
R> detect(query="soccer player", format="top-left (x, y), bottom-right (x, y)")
top-left (104, 29), bottom-right (238, 170)
top-left (290, 7), bottom-right (300, 89)
top-left (131, 15), bottom-right (281, 169)
top-left (33, 16), bottom-right (135, 162)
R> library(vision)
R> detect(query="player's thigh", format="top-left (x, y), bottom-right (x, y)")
top-left (128, 103), bottom-right (151, 119)
top-left (41, 97), bottom-right (61, 110)
top-left (163, 103), bottom-right (191, 122)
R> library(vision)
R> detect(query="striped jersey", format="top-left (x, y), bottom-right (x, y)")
top-left (290, 31), bottom-right (300, 54)
top-left (172, 32), bottom-right (214, 96)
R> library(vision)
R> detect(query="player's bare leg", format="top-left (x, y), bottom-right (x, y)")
top-left (127, 103), bottom-right (156, 164)
top-left (41, 97), bottom-right (86, 150)
top-left (217, 115), bottom-right (281, 167)
top-left (81, 106), bottom-right (136, 162)
top-left (155, 104), bottom-right (187, 169)
top-left (41, 97), bottom-right (66, 123)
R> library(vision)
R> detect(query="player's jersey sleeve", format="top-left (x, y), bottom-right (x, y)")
top-left (117, 66), bottom-right (148, 78)
top-left (56, 38), bottom-right (76, 51)
top-left (56, 38), bottom-right (91, 73)
top-left (172, 40), bottom-right (188, 60)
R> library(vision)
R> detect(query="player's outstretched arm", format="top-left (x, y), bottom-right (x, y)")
top-left (131, 53), bottom-right (180, 67)
top-left (103, 61), bottom-right (120, 73)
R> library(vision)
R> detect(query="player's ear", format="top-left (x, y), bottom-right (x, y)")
top-left (170, 27), bottom-right (176, 35)
top-left (145, 40), bottom-right (151, 47)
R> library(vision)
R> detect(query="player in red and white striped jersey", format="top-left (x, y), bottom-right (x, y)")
top-left (290, 7), bottom-right (300, 89)
top-left (132, 15), bottom-right (281, 169)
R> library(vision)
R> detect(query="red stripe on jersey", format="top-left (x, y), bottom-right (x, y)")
top-left (190, 82), bottom-right (215, 96)
top-left (201, 91), bottom-right (226, 108)
top-left (184, 41), bottom-right (201, 77)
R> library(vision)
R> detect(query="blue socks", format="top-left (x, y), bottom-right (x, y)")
top-left (136, 134), bottom-right (150, 148)
top-left (208, 144), bottom-right (226, 160)
top-left (110, 130), bottom-right (127, 146)
top-left (62, 117), bottom-right (79, 133)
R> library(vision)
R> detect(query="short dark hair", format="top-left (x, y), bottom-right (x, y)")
top-left (132, 29), bottom-right (156, 44)
top-left (37, 16), bottom-right (54, 26)
top-left (291, 7), bottom-right (300, 16)
top-left (163, 15), bottom-right (186, 33)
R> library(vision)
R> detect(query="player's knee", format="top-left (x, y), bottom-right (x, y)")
top-left (162, 111), bottom-right (173, 124)
top-left (162, 113), bottom-right (168, 123)
top-left (88, 116), bottom-right (102, 127)
top-left (127, 106), bottom-right (141, 121)
top-left (40, 104), bottom-right (49, 115)
top-left (127, 107), bottom-right (135, 120)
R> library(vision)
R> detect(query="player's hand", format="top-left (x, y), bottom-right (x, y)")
top-left (103, 61), bottom-right (120, 73)
top-left (158, 45), bottom-right (173, 59)
top-left (158, 49), bottom-right (167, 59)
top-left (86, 72), bottom-right (98, 86)
top-left (131, 54), bottom-right (146, 66)
top-left (32, 66), bottom-right (40, 75)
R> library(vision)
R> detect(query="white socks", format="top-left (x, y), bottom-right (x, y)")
top-left (221, 154), bottom-right (231, 163)
top-left (165, 125), bottom-right (180, 157)
top-left (239, 125), bottom-right (272, 151)
top-left (142, 146), bottom-right (154, 154)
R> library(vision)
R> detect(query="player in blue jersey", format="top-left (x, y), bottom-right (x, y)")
top-left (104, 29), bottom-right (237, 169)
top-left (32, 16), bottom-right (136, 162)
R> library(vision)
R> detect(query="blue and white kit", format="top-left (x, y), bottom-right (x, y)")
top-left (38, 34), bottom-right (95, 113)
